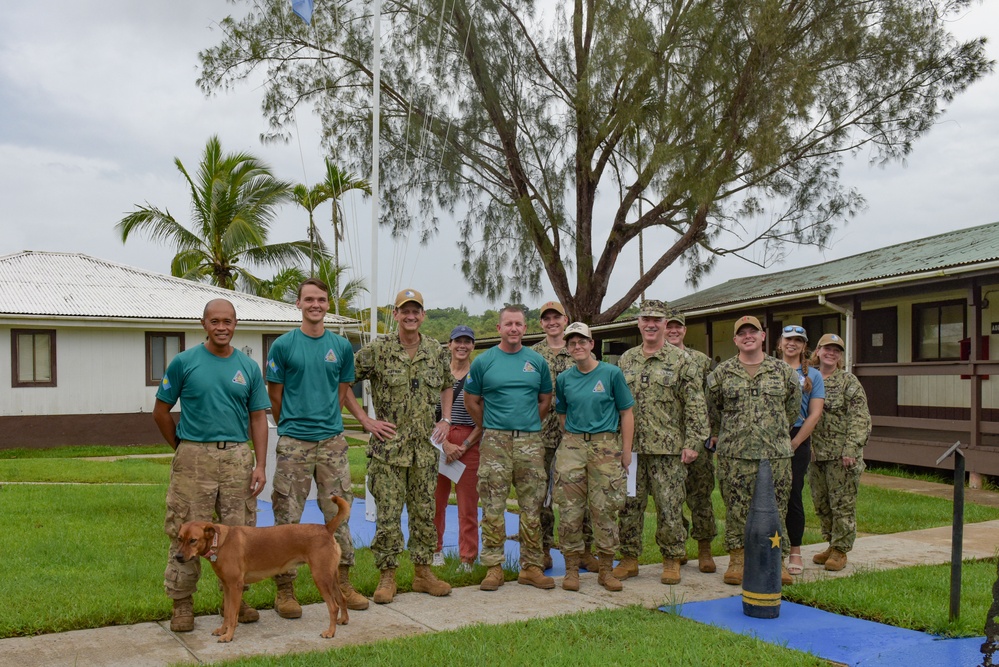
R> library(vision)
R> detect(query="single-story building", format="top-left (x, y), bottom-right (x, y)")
top-left (533, 221), bottom-right (999, 477)
top-left (0, 251), bottom-right (362, 449)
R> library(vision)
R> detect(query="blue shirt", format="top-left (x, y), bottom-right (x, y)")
top-left (794, 365), bottom-right (825, 428)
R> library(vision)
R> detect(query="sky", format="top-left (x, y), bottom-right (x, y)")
top-left (2, 1), bottom-right (998, 317)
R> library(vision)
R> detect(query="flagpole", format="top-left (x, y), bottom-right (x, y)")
top-left (369, 0), bottom-right (380, 345)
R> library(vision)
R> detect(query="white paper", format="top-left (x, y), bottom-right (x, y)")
top-left (627, 455), bottom-right (638, 497)
top-left (364, 475), bottom-right (377, 523)
top-left (431, 438), bottom-right (466, 483)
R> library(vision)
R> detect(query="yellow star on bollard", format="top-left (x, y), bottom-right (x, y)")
top-left (769, 531), bottom-right (781, 549)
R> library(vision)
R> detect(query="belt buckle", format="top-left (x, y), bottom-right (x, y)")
top-left (216, 441), bottom-right (228, 450)
top-left (583, 433), bottom-right (592, 442)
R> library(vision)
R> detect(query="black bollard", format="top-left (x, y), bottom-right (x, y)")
top-left (742, 458), bottom-right (783, 619)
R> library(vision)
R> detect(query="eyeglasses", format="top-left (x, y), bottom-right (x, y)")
top-left (783, 325), bottom-right (806, 336)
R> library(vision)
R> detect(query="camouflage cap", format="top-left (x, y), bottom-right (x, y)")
top-left (816, 333), bottom-right (845, 350)
top-left (733, 315), bottom-right (763, 335)
top-left (394, 288), bottom-right (424, 308)
top-left (666, 309), bottom-right (686, 325)
top-left (638, 299), bottom-right (669, 318)
top-left (563, 321), bottom-right (592, 341)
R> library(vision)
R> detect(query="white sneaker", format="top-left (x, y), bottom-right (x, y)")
top-left (458, 562), bottom-right (473, 573)
top-left (432, 551), bottom-right (445, 567)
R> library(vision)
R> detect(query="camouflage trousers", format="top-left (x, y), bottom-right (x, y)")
top-left (554, 432), bottom-right (626, 555)
top-left (367, 457), bottom-right (438, 570)
top-left (617, 454), bottom-right (688, 560)
top-left (809, 457), bottom-right (865, 552)
top-left (163, 441), bottom-right (256, 600)
top-left (271, 434), bottom-right (355, 584)
top-left (682, 448), bottom-right (718, 542)
top-left (543, 445), bottom-right (593, 551)
top-left (478, 430), bottom-right (546, 569)
top-left (717, 456), bottom-right (791, 554)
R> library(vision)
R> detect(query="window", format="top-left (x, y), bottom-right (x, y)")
top-left (146, 332), bottom-right (184, 386)
top-left (263, 334), bottom-right (282, 367)
top-left (12, 329), bottom-right (56, 387)
top-left (802, 314), bottom-right (841, 340)
top-left (913, 301), bottom-right (965, 361)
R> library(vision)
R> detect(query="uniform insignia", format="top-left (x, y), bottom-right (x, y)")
top-left (161, 377), bottom-right (171, 390)
top-left (267, 358), bottom-right (278, 372)
top-left (325, 349), bottom-right (337, 363)
top-left (232, 370), bottom-right (247, 385)
top-left (592, 380), bottom-right (606, 393)
top-left (523, 362), bottom-right (536, 373)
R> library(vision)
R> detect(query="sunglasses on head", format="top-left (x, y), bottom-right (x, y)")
top-left (783, 325), bottom-right (806, 335)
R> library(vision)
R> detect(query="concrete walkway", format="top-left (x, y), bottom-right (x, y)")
top-left (4, 475), bottom-right (998, 667)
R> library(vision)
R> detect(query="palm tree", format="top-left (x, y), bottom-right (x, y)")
top-left (318, 160), bottom-right (370, 317)
top-left (313, 257), bottom-right (367, 318)
top-left (116, 135), bottom-right (309, 290)
top-left (255, 266), bottom-right (307, 303)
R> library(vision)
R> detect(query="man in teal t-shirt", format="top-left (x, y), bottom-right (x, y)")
top-left (465, 306), bottom-right (554, 591)
top-left (152, 299), bottom-right (269, 633)
top-left (265, 278), bottom-right (369, 614)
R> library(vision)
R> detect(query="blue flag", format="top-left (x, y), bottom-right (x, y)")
top-left (292, 0), bottom-right (314, 24)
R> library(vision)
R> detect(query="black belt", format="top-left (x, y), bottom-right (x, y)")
top-left (567, 432), bottom-right (615, 442)
top-left (184, 440), bottom-right (243, 450)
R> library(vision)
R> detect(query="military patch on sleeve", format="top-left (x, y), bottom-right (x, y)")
top-left (325, 349), bottom-right (337, 363)
top-left (161, 377), bottom-right (171, 390)
top-left (232, 370), bottom-right (247, 385)
top-left (267, 358), bottom-right (278, 373)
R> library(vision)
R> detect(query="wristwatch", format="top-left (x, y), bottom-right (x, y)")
top-left (462, 439), bottom-right (470, 448)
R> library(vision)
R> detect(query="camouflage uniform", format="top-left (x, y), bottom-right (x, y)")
top-left (809, 369), bottom-right (871, 553)
top-left (554, 433), bottom-right (625, 554)
top-left (681, 347), bottom-right (717, 543)
top-left (272, 434), bottom-right (354, 586)
top-left (164, 442), bottom-right (257, 599)
top-left (478, 430), bottom-right (548, 568)
top-left (616, 344), bottom-right (710, 559)
top-left (532, 339), bottom-right (581, 551)
top-left (354, 334), bottom-right (449, 570)
top-left (706, 356), bottom-right (800, 553)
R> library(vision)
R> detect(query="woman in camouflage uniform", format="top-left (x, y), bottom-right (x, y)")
top-left (808, 333), bottom-right (871, 572)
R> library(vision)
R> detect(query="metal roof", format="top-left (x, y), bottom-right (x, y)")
top-left (0, 251), bottom-right (360, 325)
top-left (671, 220), bottom-right (999, 313)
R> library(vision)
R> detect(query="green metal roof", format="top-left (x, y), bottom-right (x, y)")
top-left (671, 221), bottom-right (999, 313)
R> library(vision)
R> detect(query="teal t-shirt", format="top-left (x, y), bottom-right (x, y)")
top-left (156, 344), bottom-right (270, 442)
top-left (556, 361), bottom-right (634, 434)
top-left (465, 346), bottom-right (552, 431)
top-left (266, 328), bottom-right (355, 441)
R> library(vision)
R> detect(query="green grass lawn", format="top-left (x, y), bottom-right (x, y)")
top-left (203, 606), bottom-right (830, 667)
top-left (1, 445), bottom-right (997, 641)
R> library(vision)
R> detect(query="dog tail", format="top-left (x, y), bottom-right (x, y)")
top-left (325, 495), bottom-right (351, 535)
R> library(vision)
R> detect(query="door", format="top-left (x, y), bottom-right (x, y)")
top-left (858, 306), bottom-right (898, 417)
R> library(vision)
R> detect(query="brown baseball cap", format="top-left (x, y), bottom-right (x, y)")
top-left (734, 315), bottom-right (763, 335)
top-left (639, 299), bottom-right (669, 318)
top-left (394, 288), bottom-right (424, 308)
top-left (540, 301), bottom-right (566, 317)
top-left (816, 333), bottom-right (845, 350)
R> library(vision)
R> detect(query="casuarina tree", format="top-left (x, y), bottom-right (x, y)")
top-left (198, 0), bottom-right (992, 322)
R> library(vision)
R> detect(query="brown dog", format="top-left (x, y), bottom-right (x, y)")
top-left (176, 495), bottom-right (351, 642)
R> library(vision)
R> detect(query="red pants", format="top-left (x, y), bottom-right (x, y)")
top-left (434, 424), bottom-right (480, 563)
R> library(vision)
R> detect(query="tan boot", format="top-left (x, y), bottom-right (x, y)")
top-left (562, 552), bottom-right (581, 592)
top-left (170, 596), bottom-right (194, 633)
top-left (274, 581), bottom-right (302, 619)
top-left (543, 548), bottom-right (553, 571)
top-left (824, 548), bottom-right (848, 571)
top-left (480, 565), bottom-right (505, 591)
top-left (220, 598), bottom-right (259, 623)
top-left (781, 561), bottom-right (793, 586)
top-left (723, 548), bottom-right (744, 586)
top-left (580, 548), bottom-right (600, 572)
top-left (518, 565), bottom-right (555, 589)
top-left (373, 569), bottom-right (397, 604)
top-left (813, 545), bottom-right (833, 565)
top-left (697, 539), bottom-right (717, 573)
top-left (661, 558), bottom-right (681, 585)
top-left (339, 565), bottom-right (370, 610)
top-left (610, 555), bottom-right (639, 580)
top-left (598, 553), bottom-right (623, 592)
top-left (413, 564), bottom-right (452, 597)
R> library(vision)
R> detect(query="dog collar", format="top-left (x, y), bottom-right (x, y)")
top-left (202, 532), bottom-right (219, 562)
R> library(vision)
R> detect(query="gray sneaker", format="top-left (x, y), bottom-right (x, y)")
top-left (458, 561), bottom-right (473, 573)
top-left (432, 551), bottom-right (445, 567)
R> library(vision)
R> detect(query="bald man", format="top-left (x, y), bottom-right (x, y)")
top-left (153, 299), bottom-right (270, 633)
